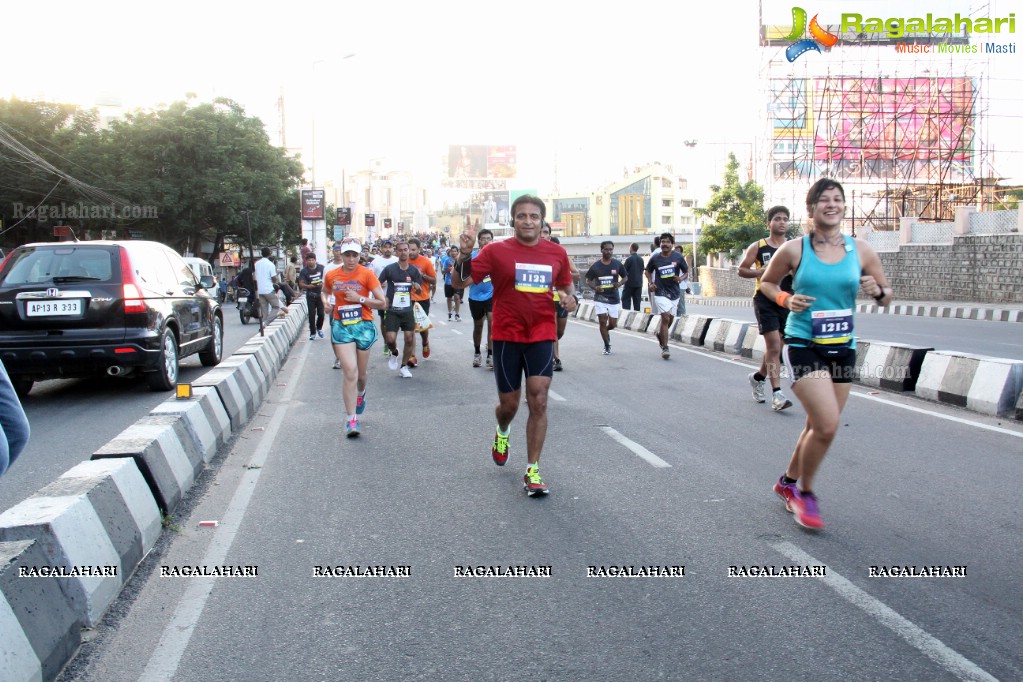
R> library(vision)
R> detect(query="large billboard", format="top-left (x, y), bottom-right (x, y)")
top-left (769, 77), bottom-right (976, 182)
top-left (443, 145), bottom-right (517, 189)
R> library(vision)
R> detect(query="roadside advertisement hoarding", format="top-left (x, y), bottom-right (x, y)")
top-left (301, 189), bottom-right (325, 220)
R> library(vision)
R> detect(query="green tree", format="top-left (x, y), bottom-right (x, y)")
top-left (0, 98), bottom-right (105, 247)
top-left (696, 153), bottom-right (768, 260)
top-left (102, 97), bottom-right (305, 256)
top-left (0, 96), bottom-right (305, 257)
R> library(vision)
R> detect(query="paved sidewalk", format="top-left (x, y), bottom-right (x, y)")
top-left (688, 296), bottom-right (1023, 323)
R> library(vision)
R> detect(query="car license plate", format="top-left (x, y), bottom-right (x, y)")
top-left (237, 296), bottom-right (247, 303)
top-left (27, 300), bottom-right (82, 316)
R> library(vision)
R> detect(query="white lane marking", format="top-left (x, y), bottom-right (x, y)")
top-left (450, 329), bottom-right (463, 336)
top-left (598, 426), bottom-right (671, 468)
top-left (771, 542), bottom-right (997, 682)
top-left (548, 389), bottom-right (566, 402)
top-left (596, 323), bottom-right (1023, 439)
top-left (848, 392), bottom-right (1023, 439)
top-left (139, 342), bottom-right (311, 682)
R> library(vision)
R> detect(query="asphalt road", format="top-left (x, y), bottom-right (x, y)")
top-left (61, 313), bottom-right (1023, 681)
top-left (0, 304), bottom-right (266, 511)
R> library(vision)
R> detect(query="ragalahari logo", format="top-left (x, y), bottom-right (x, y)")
top-left (783, 7), bottom-right (839, 61)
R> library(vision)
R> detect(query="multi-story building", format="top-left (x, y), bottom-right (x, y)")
top-left (546, 163), bottom-right (701, 239)
top-left (327, 161), bottom-right (431, 241)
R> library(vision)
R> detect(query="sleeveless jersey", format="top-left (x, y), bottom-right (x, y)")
top-left (784, 235), bottom-right (861, 348)
top-left (753, 238), bottom-right (793, 295)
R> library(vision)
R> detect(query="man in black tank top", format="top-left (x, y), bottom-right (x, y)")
top-left (738, 206), bottom-right (794, 411)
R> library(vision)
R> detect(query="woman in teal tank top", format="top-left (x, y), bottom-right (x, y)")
top-left (760, 179), bottom-right (893, 531)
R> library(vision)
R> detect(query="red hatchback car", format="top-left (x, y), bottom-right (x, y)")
top-left (0, 240), bottom-right (224, 396)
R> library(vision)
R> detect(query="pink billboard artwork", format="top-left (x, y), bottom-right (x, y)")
top-left (486, 146), bottom-right (517, 179)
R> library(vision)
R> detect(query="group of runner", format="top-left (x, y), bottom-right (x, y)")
top-left (306, 181), bottom-right (892, 528)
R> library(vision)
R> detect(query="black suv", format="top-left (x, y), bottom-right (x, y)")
top-left (0, 240), bottom-right (224, 396)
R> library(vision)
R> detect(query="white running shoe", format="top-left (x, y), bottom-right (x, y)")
top-left (388, 355), bottom-right (400, 371)
top-left (399, 366), bottom-right (413, 378)
top-left (772, 390), bottom-right (793, 411)
top-left (749, 372), bottom-right (766, 403)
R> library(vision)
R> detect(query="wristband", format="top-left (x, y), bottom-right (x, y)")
top-left (873, 288), bottom-right (887, 303)
top-left (775, 292), bottom-right (793, 309)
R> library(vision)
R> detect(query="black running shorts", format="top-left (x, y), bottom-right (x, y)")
top-left (493, 340), bottom-right (555, 394)
top-left (469, 297), bottom-right (493, 320)
top-left (753, 291), bottom-right (789, 334)
top-left (783, 344), bottom-right (856, 384)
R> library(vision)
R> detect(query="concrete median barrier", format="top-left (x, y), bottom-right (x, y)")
top-left (915, 351), bottom-right (1023, 417)
top-left (0, 478), bottom-right (128, 625)
top-left (235, 337), bottom-right (281, 382)
top-left (626, 312), bottom-right (652, 333)
top-left (739, 327), bottom-right (765, 362)
top-left (704, 318), bottom-right (751, 355)
top-left (674, 315), bottom-right (714, 346)
top-left (149, 386), bottom-right (232, 464)
top-left (190, 355), bottom-right (264, 431)
top-left (577, 301), bottom-right (594, 321)
top-left (92, 415), bottom-right (200, 513)
top-left (0, 539), bottom-right (82, 682)
top-left (855, 340), bottom-right (933, 392)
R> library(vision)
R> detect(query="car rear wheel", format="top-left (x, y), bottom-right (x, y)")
top-left (11, 376), bottom-right (33, 398)
top-left (199, 315), bottom-right (224, 367)
top-left (147, 328), bottom-right (179, 391)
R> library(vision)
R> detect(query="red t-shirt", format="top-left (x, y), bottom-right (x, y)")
top-left (471, 238), bottom-right (573, 343)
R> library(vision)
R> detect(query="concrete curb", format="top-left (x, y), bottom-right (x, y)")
top-left (149, 386), bottom-right (232, 465)
top-left (674, 315), bottom-right (713, 346)
top-left (92, 415), bottom-right (199, 513)
top-left (0, 539), bottom-right (82, 682)
top-left (189, 354), bottom-right (265, 431)
top-left (704, 318), bottom-right (752, 355)
top-left (626, 312), bottom-right (652, 333)
top-left (0, 458), bottom-right (159, 626)
top-left (915, 351), bottom-right (1023, 417)
top-left (577, 301), bottom-right (594, 322)
top-left (855, 340), bottom-right (933, 392)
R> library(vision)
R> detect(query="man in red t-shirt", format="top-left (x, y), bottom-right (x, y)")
top-left (451, 195), bottom-right (577, 496)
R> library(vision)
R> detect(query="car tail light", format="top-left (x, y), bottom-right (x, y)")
top-left (0, 251), bottom-right (13, 275)
top-left (119, 248), bottom-right (146, 313)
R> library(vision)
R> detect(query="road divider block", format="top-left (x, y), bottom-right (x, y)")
top-left (190, 356), bottom-right (263, 431)
top-left (577, 301), bottom-right (594, 321)
top-left (618, 310), bottom-right (636, 329)
top-left (92, 415), bottom-right (199, 513)
top-left (0, 539), bottom-right (82, 682)
top-left (915, 351), bottom-right (1023, 417)
top-left (149, 386), bottom-right (231, 463)
top-left (626, 312), bottom-right (652, 333)
top-left (0, 484), bottom-right (124, 625)
top-left (705, 318), bottom-right (751, 355)
top-left (234, 338), bottom-right (280, 383)
top-left (215, 354), bottom-right (268, 409)
top-left (739, 326), bottom-right (765, 362)
top-left (855, 340), bottom-right (933, 392)
top-left (675, 315), bottom-right (714, 346)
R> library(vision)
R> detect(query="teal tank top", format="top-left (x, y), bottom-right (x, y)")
top-left (784, 235), bottom-right (861, 348)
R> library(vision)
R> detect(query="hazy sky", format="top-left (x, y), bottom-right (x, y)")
top-left (4, 0), bottom-right (1020, 200)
